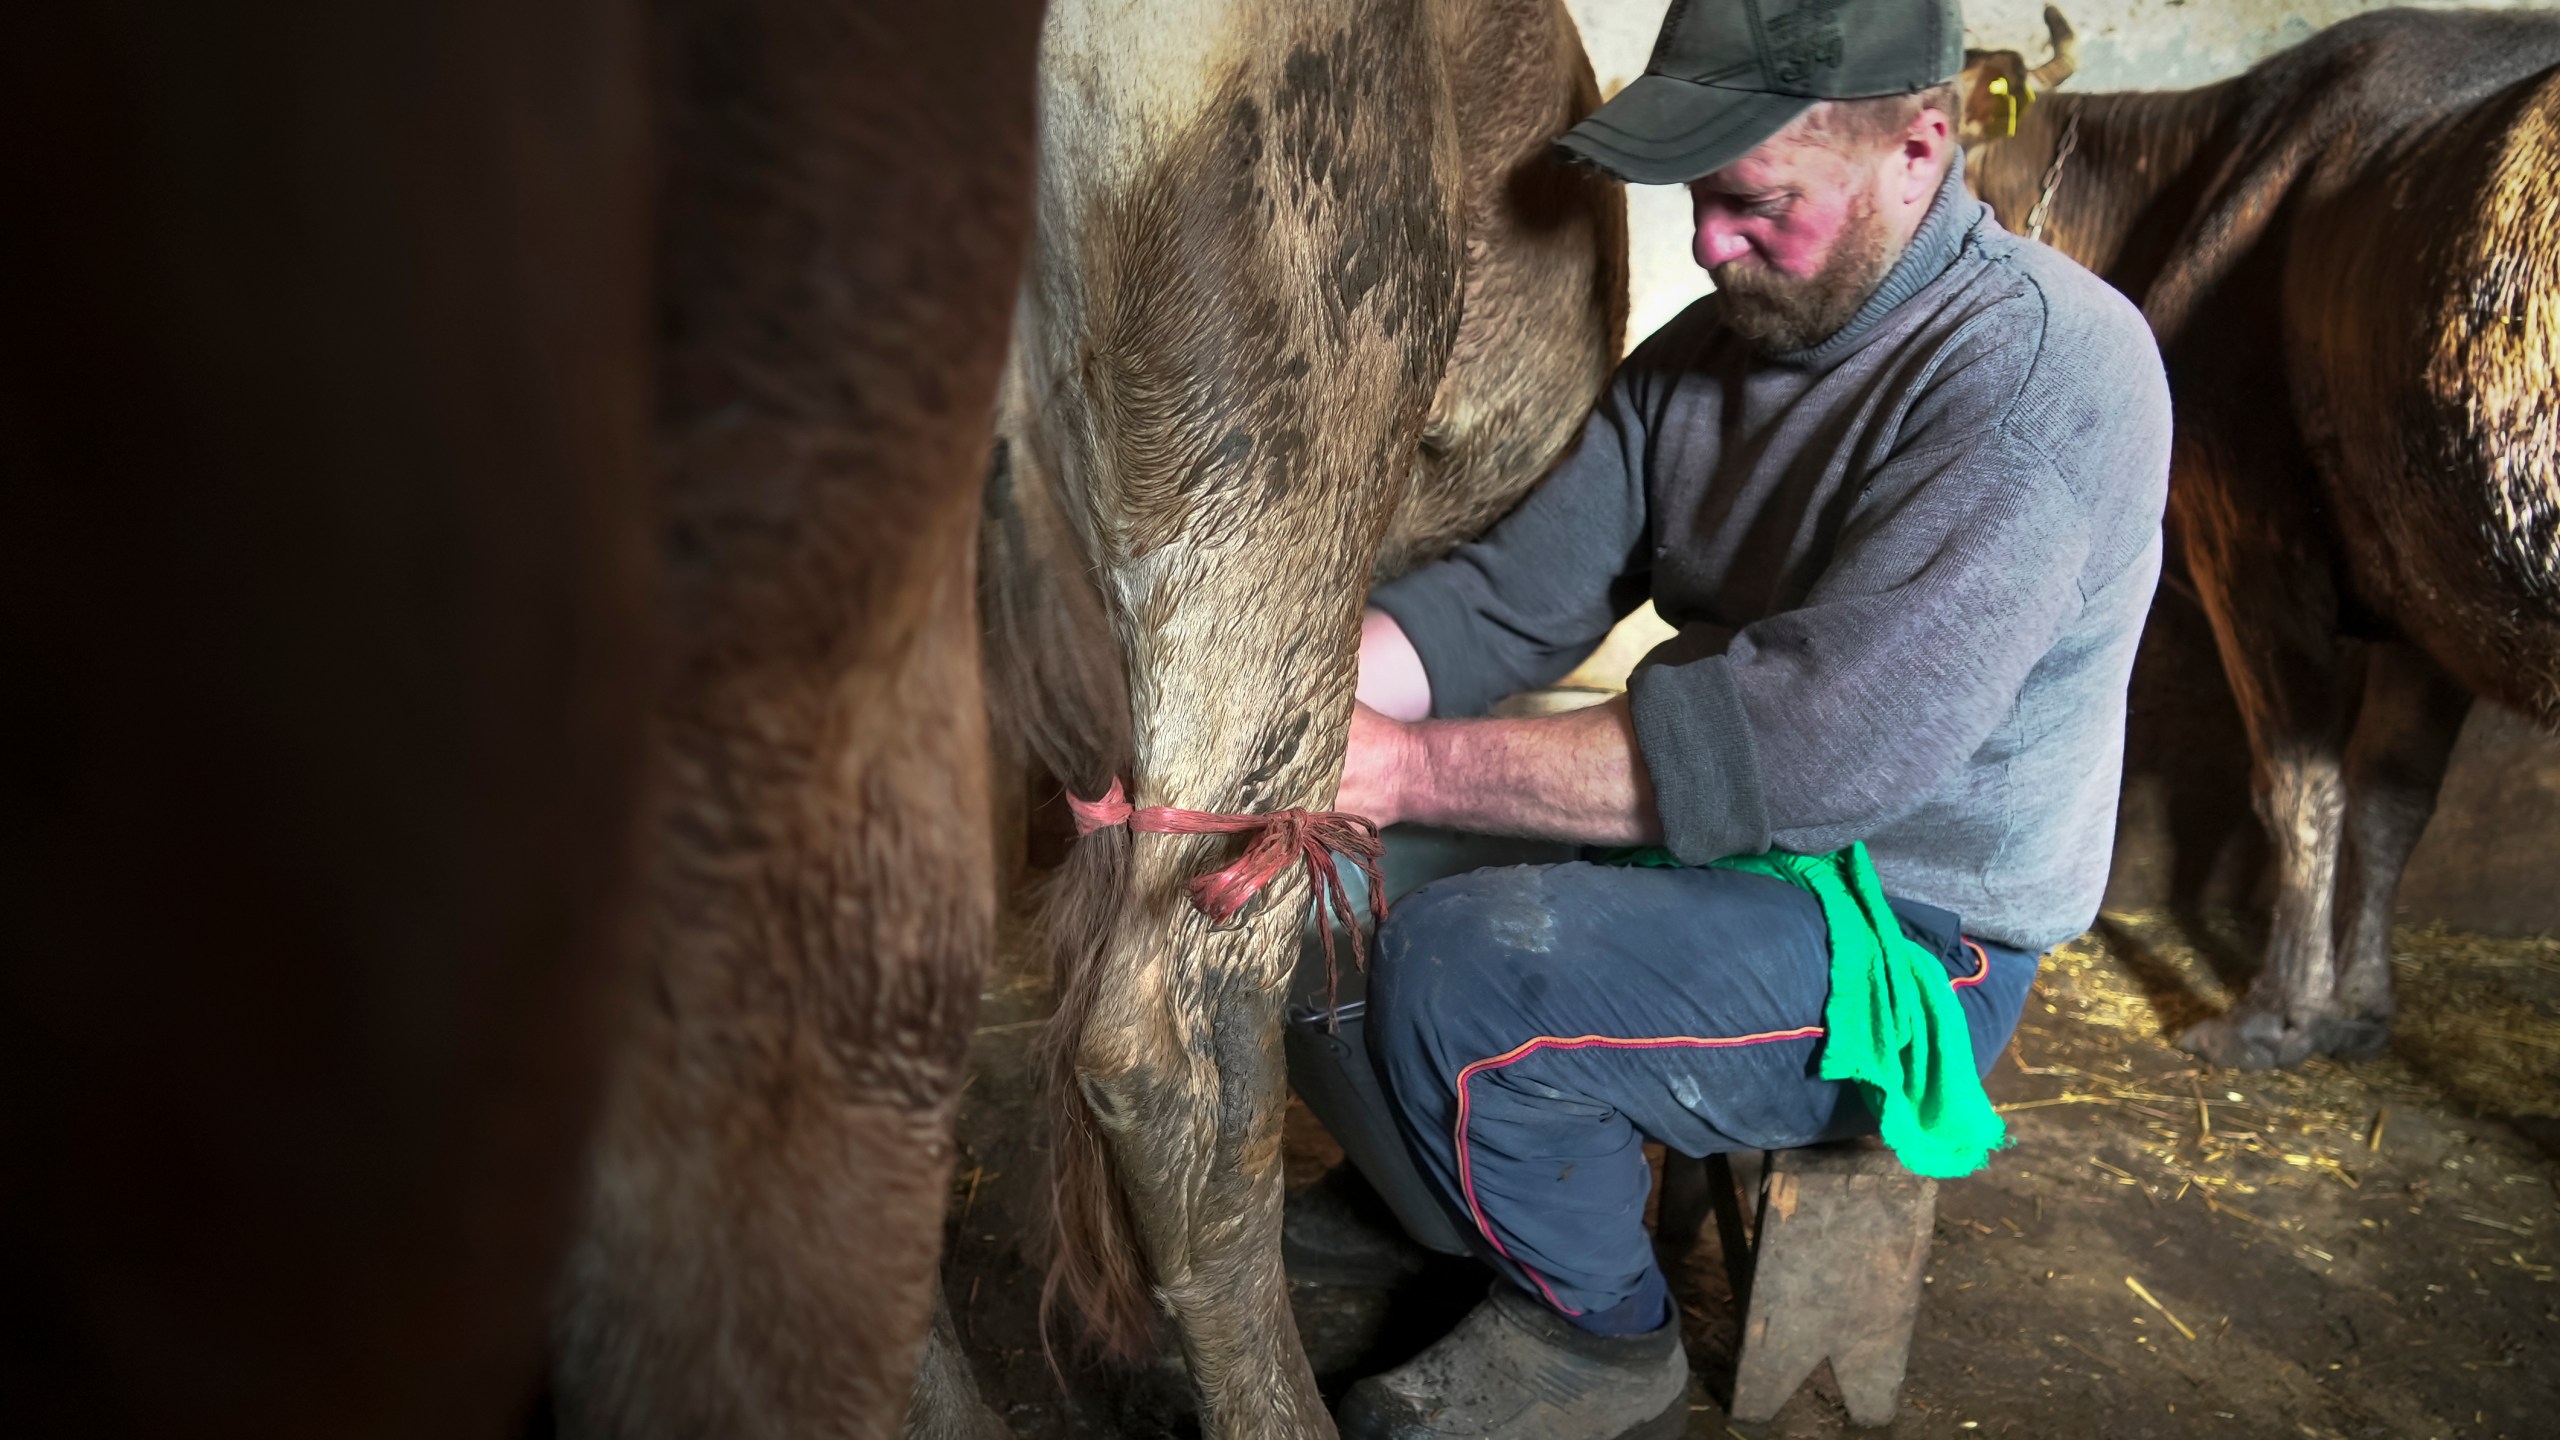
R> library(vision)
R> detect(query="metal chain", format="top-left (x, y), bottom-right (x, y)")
top-left (2022, 112), bottom-right (2081, 245)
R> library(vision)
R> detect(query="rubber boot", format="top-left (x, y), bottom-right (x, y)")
top-left (1335, 1283), bottom-right (1689, 1440)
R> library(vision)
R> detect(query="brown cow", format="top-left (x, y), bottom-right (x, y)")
top-left (553, 2), bottom-right (1043, 1438)
top-left (1964, 7), bottom-right (2560, 1069)
top-left (980, 0), bottom-right (1624, 1431)
top-left (4, 2), bottom-right (1045, 1438)
top-left (1957, 6), bottom-right (2079, 150)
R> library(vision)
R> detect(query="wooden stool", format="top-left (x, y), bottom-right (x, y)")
top-left (1661, 1140), bottom-right (1936, 1427)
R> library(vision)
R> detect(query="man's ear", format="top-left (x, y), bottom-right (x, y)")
top-left (1899, 107), bottom-right (1953, 206)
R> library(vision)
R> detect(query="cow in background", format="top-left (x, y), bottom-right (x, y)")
top-left (1963, 8), bottom-right (2560, 1069)
top-left (981, 0), bottom-right (1625, 1431)
top-left (3, 2), bottom-right (1046, 1438)
top-left (1958, 6), bottom-right (2078, 149)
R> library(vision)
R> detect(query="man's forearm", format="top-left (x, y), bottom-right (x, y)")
top-left (1391, 696), bottom-right (1664, 846)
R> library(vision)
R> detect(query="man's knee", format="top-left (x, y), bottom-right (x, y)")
top-left (1370, 866), bottom-right (1561, 1073)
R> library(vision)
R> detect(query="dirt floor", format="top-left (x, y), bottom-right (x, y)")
top-left (936, 900), bottom-right (2560, 1440)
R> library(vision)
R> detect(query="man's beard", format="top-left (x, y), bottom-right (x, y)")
top-left (1711, 194), bottom-right (1901, 354)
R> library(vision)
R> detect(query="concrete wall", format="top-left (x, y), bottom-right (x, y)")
top-left (1555, 0), bottom-right (2560, 934)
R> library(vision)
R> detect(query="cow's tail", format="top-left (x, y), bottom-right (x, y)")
top-left (978, 413), bottom-right (1161, 1363)
top-left (1032, 826), bottom-right (1161, 1365)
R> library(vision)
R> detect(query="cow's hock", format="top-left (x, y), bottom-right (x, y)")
top-left (1068, 779), bottom-right (1388, 1007)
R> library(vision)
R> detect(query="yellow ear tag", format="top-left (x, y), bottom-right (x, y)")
top-left (1987, 76), bottom-right (2018, 138)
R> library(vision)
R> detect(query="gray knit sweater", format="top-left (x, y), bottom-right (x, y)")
top-left (1371, 160), bottom-right (2171, 952)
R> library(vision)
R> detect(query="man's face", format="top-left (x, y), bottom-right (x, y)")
top-left (1688, 120), bottom-right (1910, 353)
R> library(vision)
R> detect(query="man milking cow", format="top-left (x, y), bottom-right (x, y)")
top-left (1290, 0), bottom-right (2171, 1434)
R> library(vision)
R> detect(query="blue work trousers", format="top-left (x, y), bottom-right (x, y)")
top-left (1362, 861), bottom-right (2038, 1332)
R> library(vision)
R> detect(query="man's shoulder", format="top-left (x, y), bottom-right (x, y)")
top-left (1624, 292), bottom-right (1727, 373)
top-left (1913, 221), bottom-right (2169, 470)
top-left (1959, 224), bottom-right (2163, 403)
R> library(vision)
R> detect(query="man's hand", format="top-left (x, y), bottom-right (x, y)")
top-left (1338, 701), bottom-right (1417, 826)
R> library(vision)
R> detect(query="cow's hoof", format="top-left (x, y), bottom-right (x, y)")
top-left (2318, 1013), bottom-right (2393, 1061)
top-left (2176, 1009), bottom-right (2320, 1070)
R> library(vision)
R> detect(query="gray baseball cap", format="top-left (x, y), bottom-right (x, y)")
top-left (1557, 0), bottom-right (1966, 184)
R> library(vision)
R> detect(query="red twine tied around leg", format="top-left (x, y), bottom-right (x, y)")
top-left (1068, 778), bottom-right (1387, 1021)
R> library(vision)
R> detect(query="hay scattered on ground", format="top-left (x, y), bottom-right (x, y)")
top-left (2001, 909), bottom-right (2560, 1276)
top-left (2042, 909), bottom-right (2560, 1119)
top-left (2389, 923), bottom-right (2560, 1119)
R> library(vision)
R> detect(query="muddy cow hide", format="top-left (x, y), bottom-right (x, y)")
top-left (1965, 8), bottom-right (2560, 1069)
top-left (975, 0), bottom-right (1625, 1433)
top-left (4, 2), bottom-right (1044, 1438)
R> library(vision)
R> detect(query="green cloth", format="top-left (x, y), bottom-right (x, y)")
top-left (1605, 842), bottom-right (2005, 1178)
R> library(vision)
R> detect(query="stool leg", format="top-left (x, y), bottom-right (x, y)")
top-left (1702, 1151), bottom-right (1759, 1310)
top-left (1656, 1151), bottom-right (1711, 1259)
top-left (1725, 1150), bottom-right (1935, 1427)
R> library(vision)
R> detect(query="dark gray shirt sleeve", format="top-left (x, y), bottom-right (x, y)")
top-left (1368, 358), bottom-right (1660, 718)
top-left (1627, 431), bottom-right (2096, 863)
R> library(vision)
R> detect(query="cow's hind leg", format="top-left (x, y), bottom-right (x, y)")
top-left (556, 554), bottom-right (998, 1438)
top-left (1059, 841), bottom-right (1337, 1438)
top-left (2173, 449), bottom-right (2359, 1070)
top-left (554, 0), bottom-right (1038, 1432)
top-left (903, 1289), bottom-right (1010, 1440)
top-left (2323, 642), bottom-right (2472, 1059)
